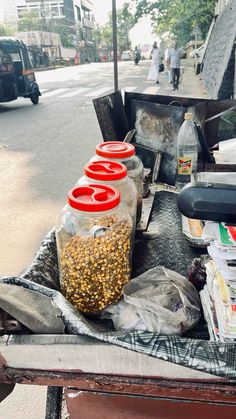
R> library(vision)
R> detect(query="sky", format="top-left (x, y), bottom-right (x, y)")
top-left (93, 0), bottom-right (127, 25)
top-left (92, 0), bottom-right (156, 47)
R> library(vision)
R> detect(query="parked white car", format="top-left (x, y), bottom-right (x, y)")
top-left (121, 50), bottom-right (132, 61)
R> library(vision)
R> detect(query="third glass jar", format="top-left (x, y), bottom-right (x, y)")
top-left (90, 141), bottom-right (144, 223)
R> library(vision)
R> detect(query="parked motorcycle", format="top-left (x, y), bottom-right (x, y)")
top-left (133, 47), bottom-right (141, 65)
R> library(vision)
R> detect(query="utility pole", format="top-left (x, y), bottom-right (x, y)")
top-left (112, 0), bottom-right (118, 91)
top-left (40, 0), bottom-right (46, 31)
top-left (192, 25), bottom-right (201, 69)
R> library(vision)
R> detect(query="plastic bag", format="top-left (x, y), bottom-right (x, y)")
top-left (165, 69), bottom-right (172, 83)
top-left (102, 266), bottom-right (201, 335)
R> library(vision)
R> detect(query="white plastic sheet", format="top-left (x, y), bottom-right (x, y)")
top-left (102, 266), bottom-right (201, 335)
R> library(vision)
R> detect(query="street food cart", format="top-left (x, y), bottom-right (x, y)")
top-left (0, 91), bottom-right (236, 419)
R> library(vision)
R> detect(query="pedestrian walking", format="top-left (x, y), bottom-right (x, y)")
top-left (50, 52), bottom-right (56, 68)
top-left (133, 46), bottom-right (141, 65)
top-left (167, 41), bottom-right (184, 90)
top-left (165, 47), bottom-right (172, 83)
top-left (147, 41), bottom-right (160, 84)
top-left (43, 51), bottom-right (49, 68)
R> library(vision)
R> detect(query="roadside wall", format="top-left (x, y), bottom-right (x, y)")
top-left (202, 0), bottom-right (236, 99)
top-left (235, 49), bottom-right (236, 99)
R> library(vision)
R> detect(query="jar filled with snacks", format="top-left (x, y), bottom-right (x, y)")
top-left (77, 160), bottom-right (137, 226)
top-left (90, 142), bottom-right (144, 224)
top-left (56, 184), bottom-right (133, 313)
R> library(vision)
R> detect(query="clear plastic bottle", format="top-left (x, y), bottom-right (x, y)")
top-left (176, 112), bottom-right (198, 190)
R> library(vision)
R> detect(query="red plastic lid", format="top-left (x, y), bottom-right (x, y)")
top-left (96, 141), bottom-right (135, 159)
top-left (84, 160), bottom-right (127, 181)
top-left (68, 184), bottom-right (120, 212)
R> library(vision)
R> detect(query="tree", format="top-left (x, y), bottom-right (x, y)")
top-left (0, 23), bottom-right (14, 37)
top-left (17, 10), bottom-right (43, 32)
top-left (132, 0), bottom-right (216, 46)
top-left (92, 23), bottom-right (113, 50)
top-left (116, 2), bottom-right (136, 51)
top-left (92, 3), bottom-right (136, 58)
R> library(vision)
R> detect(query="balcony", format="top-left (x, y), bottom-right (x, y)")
top-left (81, 0), bottom-right (93, 11)
top-left (82, 17), bottom-right (94, 29)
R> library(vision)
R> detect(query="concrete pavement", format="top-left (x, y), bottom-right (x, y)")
top-left (156, 58), bottom-right (208, 98)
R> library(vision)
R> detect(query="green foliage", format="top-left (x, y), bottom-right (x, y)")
top-left (132, 0), bottom-right (216, 46)
top-left (0, 23), bottom-right (14, 37)
top-left (52, 21), bottom-right (74, 47)
top-left (116, 2), bottom-right (136, 51)
top-left (92, 2), bottom-right (135, 52)
top-left (92, 23), bottom-right (113, 50)
top-left (17, 10), bottom-right (43, 32)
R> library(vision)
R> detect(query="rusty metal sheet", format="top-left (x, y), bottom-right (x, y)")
top-left (134, 144), bottom-right (161, 179)
top-left (65, 389), bottom-right (236, 419)
top-left (126, 99), bottom-right (207, 185)
top-left (204, 99), bottom-right (236, 147)
top-left (204, 163), bottom-right (236, 172)
top-left (93, 91), bottom-right (236, 178)
top-left (136, 189), bottom-right (155, 231)
top-left (124, 92), bottom-right (207, 125)
top-left (129, 100), bottom-right (186, 185)
top-left (93, 90), bottom-right (236, 163)
top-left (1, 368), bottom-right (236, 403)
top-left (93, 91), bottom-right (129, 141)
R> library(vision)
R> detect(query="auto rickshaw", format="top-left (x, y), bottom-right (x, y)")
top-left (0, 37), bottom-right (41, 105)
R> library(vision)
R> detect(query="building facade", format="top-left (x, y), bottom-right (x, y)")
top-left (15, 0), bottom-right (74, 25)
top-left (0, 0), bottom-right (18, 24)
top-left (0, 0), bottom-right (96, 63)
top-left (73, 0), bottom-right (95, 63)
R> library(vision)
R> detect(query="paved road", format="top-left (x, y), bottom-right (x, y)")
top-left (0, 60), bottom-right (173, 278)
top-left (0, 59), bottom-right (203, 419)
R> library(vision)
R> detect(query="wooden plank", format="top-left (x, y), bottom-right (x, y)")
top-left (0, 334), bottom-right (218, 380)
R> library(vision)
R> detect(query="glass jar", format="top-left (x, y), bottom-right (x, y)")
top-left (77, 160), bottom-right (137, 226)
top-left (90, 141), bottom-right (144, 223)
top-left (56, 184), bottom-right (133, 313)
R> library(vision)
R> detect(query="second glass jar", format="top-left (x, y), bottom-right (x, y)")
top-left (77, 160), bottom-right (137, 226)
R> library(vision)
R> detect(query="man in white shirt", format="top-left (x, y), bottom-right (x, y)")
top-left (167, 41), bottom-right (184, 90)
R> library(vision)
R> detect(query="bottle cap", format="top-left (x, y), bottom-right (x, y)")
top-left (84, 160), bottom-right (127, 181)
top-left (96, 141), bottom-right (135, 159)
top-left (68, 184), bottom-right (120, 212)
top-left (184, 112), bottom-right (193, 120)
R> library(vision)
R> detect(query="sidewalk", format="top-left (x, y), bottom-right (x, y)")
top-left (156, 58), bottom-right (209, 99)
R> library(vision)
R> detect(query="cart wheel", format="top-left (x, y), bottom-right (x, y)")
top-left (30, 90), bottom-right (39, 105)
top-left (45, 386), bottom-right (63, 419)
